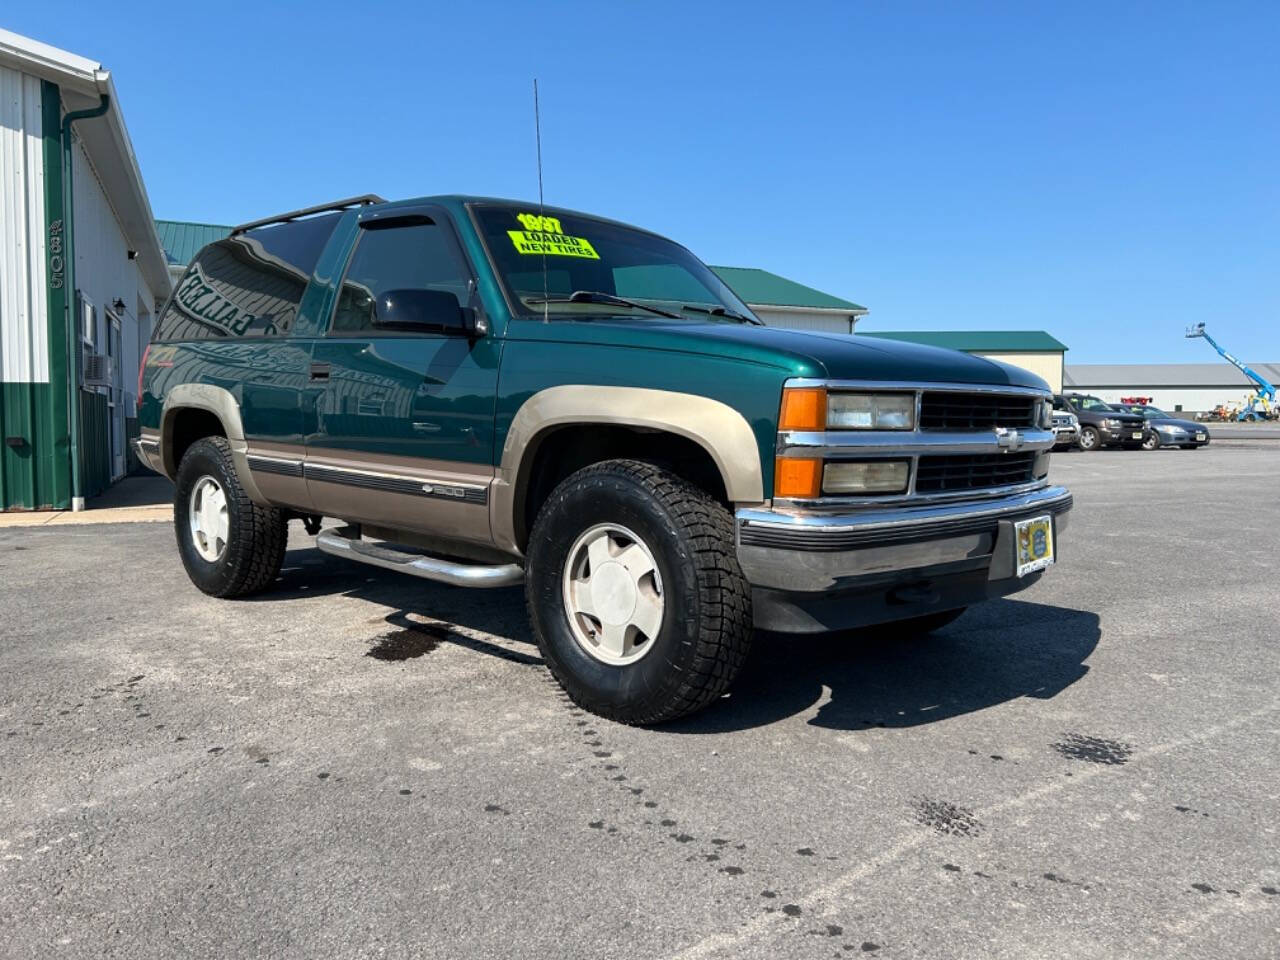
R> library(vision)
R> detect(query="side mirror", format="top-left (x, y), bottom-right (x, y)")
top-left (373, 289), bottom-right (488, 337)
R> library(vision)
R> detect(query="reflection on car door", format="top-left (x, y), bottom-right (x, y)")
top-left (306, 209), bottom-right (499, 547)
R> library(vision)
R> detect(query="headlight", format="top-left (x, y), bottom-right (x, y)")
top-left (1103, 418), bottom-right (1122, 428)
top-left (827, 392), bottom-right (915, 430)
top-left (1069, 413), bottom-right (1079, 426)
top-left (823, 460), bottom-right (911, 494)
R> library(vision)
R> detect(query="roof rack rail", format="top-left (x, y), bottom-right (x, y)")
top-left (230, 194), bottom-right (386, 235)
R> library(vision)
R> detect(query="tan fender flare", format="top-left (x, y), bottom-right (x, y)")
top-left (490, 385), bottom-right (765, 555)
top-left (160, 384), bottom-right (267, 504)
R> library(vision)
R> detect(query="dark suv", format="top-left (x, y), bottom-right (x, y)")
top-left (1055, 393), bottom-right (1149, 451)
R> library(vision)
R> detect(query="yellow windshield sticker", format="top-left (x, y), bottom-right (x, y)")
top-left (508, 212), bottom-right (599, 259)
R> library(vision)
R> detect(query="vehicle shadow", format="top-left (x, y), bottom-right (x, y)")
top-left (259, 544), bottom-right (1099, 733)
top-left (666, 598), bottom-right (1100, 734)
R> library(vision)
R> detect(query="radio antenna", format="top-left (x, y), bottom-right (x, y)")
top-left (534, 78), bottom-right (549, 322)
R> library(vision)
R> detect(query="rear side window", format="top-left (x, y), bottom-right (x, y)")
top-left (152, 212), bottom-right (341, 341)
top-left (330, 221), bottom-right (471, 334)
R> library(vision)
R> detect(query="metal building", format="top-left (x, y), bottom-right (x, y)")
top-left (1064, 362), bottom-right (1280, 414)
top-left (0, 30), bottom-right (170, 510)
top-left (706, 266), bottom-right (868, 333)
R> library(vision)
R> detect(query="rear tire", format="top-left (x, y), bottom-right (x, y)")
top-left (174, 436), bottom-right (287, 598)
top-left (525, 459), bottom-right (752, 725)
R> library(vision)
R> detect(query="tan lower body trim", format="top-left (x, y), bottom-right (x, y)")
top-left (245, 445), bottom-right (497, 546)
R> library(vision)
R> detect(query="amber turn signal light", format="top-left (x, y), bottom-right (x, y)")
top-left (779, 387), bottom-right (826, 431)
top-left (774, 457), bottom-right (822, 499)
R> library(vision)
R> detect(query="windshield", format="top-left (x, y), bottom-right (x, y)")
top-left (472, 204), bottom-right (756, 321)
top-left (1072, 395), bottom-right (1117, 412)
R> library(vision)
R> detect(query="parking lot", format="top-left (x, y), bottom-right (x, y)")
top-left (1, 443), bottom-right (1277, 959)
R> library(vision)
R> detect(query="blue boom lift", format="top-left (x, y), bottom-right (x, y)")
top-left (1185, 322), bottom-right (1277, 421)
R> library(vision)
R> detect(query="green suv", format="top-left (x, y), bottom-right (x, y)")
top-left (137, 195), bottom-right (1071, 724)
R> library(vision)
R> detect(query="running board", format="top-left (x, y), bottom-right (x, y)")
top-left (315, 526), bottom-right (524, 588)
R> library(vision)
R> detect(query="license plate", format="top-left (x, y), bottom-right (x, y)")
top-left (1015, 515), bottom-right (1054, 577)
top-left (1131, 431), bottom-right (1143, 440)
top-left (1195, 433), bottom-right (1206, 440)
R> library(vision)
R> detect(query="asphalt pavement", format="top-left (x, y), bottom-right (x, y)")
top-left (1, 444), bottom-right (1277, 959)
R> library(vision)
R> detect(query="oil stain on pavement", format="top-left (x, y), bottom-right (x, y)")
top-left (1051, 733), bottom-right (1133, 765)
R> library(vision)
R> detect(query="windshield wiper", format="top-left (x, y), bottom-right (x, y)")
top-left (526, 290), bottom-right (682, 320)
top-left (680, 303), bottom-right (762, 325)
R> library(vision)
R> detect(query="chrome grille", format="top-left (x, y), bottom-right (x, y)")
top-left (919, 392), bottom-right (1037, 430)
top-left (915, 453), bottom-right (1037, 493)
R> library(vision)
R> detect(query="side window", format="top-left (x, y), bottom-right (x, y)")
top-left (152, 212), bottom-right (340, 342)
top-left (331, 222), bottom-right (471, 334)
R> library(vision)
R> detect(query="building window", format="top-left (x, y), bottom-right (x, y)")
top-left (80, 295), bottom-right (97, 348)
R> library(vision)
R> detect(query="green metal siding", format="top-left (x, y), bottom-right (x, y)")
top-left (42, 80), bottom-right (71, 509)
top-left (78, 390), bottom-right (110, 498)
top-left (0, 383), bottom-right (59, 509)
top-left (0, 80), bottom-right (72, 510)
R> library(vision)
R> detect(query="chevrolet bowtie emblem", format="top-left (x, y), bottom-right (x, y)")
top-left (995, 427), bottom-right (1023, 451)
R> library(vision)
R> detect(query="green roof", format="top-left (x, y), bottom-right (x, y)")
top-left (708, 266), bottom-right (865, 312)
top-left (859, 330), bottom-right (1068, 353)
top-left (152, 221), bottom-right (866, 315)
top-left (155, 219), bottom-right (232, 266)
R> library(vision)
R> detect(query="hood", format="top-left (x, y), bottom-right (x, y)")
top-left (1104, 410), bottom-right (1147, 424)
top-left (512, 319), bottom-right (1052, 391)
top-left (1152, 417), bottom-right (1202, 432)
top-left (1095, 409), bottom-right (1146, 424)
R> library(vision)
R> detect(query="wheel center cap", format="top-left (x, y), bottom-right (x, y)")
top-left (591, 561), bottom-right (637, 625)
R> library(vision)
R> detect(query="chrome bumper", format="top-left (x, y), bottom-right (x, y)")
top-left (736, 485), bottom-right (1072, 593)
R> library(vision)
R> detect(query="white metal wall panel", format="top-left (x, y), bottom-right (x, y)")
top-left (0, 65), bottom-right (48, 383)
top-left (1089, 386), bottom-right (1257, 414)
top-left (752, 308), bottom-right (852, 334)
top-left (71, 136), bottom-right (153, 407)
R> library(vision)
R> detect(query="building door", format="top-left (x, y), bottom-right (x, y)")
top-left (306, 210), bottom-right (499, 545)
top-left (107, 312), bottom-right (125, 480)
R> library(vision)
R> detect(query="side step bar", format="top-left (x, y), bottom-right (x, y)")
top-left (315, 526), bottom-right (524, 588)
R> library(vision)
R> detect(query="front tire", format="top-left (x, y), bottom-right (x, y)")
top-left (1078, 426), bottom-right (1100, 451)
top-left (1142, 431), bottom-right (1161, 450)
top-left (525, 459), bottom-right (752, 725)
top-left (175, 436), bottom-right (287, 598)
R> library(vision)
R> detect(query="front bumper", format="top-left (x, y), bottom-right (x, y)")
top-left (1158, 430), bottom-right (1210, 447)
top-left (736, 485), bottom-right (1072, 633)
top-left (1100, 424), bottom-right (1148, 445)
top-left (1053, 425), bottom-right (1080, 445)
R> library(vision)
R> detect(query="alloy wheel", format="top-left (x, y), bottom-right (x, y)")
top-left (561, 523), bottom-right (665, 666)
top-left (188, 475), bottom-right (229, 562)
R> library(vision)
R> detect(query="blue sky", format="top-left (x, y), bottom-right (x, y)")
top-left (13, 1), bottom-right (1278, 362)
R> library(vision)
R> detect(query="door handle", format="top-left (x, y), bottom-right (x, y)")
top-left (309, 363), bottom-right (331, 381)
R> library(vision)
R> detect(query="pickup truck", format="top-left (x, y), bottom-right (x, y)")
top-left (137, 195), bottom-right (1072, 724)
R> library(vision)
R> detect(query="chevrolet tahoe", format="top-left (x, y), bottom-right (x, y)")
top-left (137, 195), bottom-right (1072, 724)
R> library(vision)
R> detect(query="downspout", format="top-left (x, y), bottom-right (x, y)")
top-left (61, 93), bottom-right (110, 511)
